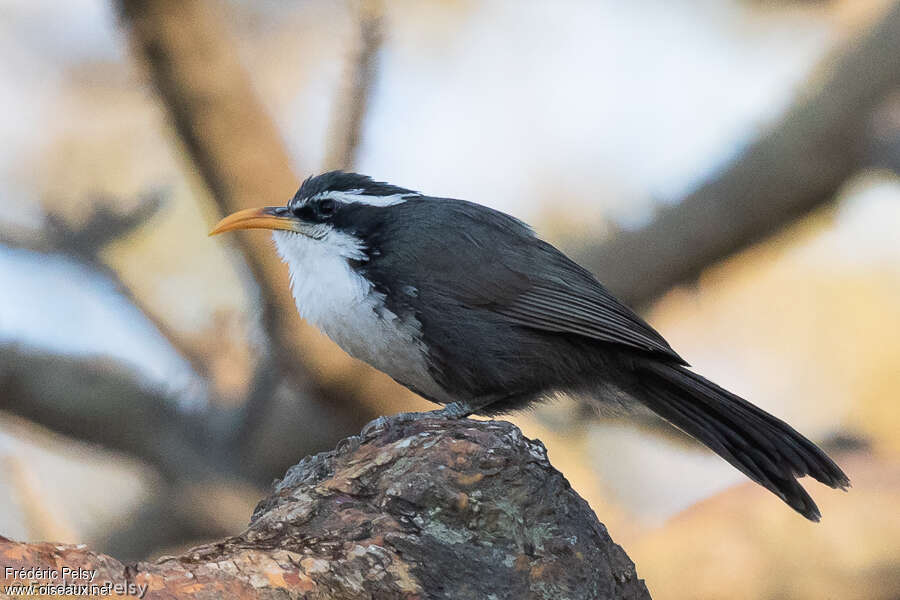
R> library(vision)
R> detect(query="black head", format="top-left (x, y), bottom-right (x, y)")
top-left (277, 171), bottom-right (418, 235)
top-left (292, 171), bottom-right (417, 204)
top-left (210, 171), bottom-right (423, 258)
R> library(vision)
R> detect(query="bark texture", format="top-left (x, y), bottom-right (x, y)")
top-left (0, 415), bottom-right (649, 599)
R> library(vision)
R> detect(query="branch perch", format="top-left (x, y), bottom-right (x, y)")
top-left (0, 416), bottom-right (649, 599)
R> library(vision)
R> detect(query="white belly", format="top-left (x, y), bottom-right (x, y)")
top-left (273, 231), bottom-right (448, 401)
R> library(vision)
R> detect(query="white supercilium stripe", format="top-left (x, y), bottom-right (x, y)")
top-left (313, 189), bottom-right (417, 207)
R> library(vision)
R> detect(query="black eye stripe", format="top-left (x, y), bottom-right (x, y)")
top-left (288, 197), bottom-right (340, 221)
top-left (290, 203), bottom-right (310, 219)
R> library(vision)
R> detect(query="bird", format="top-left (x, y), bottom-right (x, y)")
top-left (210, 170), bottom-right (849, 521)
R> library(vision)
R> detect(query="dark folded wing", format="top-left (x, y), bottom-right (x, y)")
top-left (486, 242), bottom-right (687, 364)
top-left (494, 284), bottom-right (684, 363)
top-left (376, 197), bottom-right (685, 365)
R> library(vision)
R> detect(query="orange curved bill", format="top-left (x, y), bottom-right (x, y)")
top-left (209, 207), bottom-right (296, 236)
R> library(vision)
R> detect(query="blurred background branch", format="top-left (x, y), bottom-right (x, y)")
top-left (323, 0), bottom-right (385, 171)
top-left (577, 1), bottom-right (900, 308)
top-left (0, 193), bottom-right (212, 380)
top-left (1, 345), bottom-right (210, 482)
top-left (0, 0), bottom-right (897, 591)
top-left (115, 0), bottom-right (406, 437)
top-left (115, 0), bottom-right (323, 397)
top-left (0, 0), bottom-right (400, 557)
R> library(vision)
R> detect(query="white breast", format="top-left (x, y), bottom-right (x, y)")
top-left (272, 230), bottom-right (448, 402)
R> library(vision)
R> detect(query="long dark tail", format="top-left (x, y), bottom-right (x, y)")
top-left (634, 360), bottom-right (850, 521)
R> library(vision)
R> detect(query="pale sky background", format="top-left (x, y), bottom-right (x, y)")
top-left (0, 0), bottom-right (866, 377)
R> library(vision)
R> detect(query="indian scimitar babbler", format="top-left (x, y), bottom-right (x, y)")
top-left (210, 171), bottom-right (850, 521)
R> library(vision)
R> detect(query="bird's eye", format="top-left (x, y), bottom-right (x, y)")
top-left (317, 198), bottom-right (337, 218)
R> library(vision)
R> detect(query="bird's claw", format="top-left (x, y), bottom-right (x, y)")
top-left (360, 404), bottom-right (474, 439)
top-left (436, 402), bottom-right (474, 419)
top-left (360, 415), bottom-right (391, 439)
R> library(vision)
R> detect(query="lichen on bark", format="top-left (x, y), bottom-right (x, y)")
top-left (0, 415), bottom-right (650, 599)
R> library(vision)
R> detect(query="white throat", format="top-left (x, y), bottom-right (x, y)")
top-left (271, 230), bottom-right (449, 403)
top-left (273, 229), bottom-right (369, 326)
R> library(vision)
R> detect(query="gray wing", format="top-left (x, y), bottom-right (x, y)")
top-left (375, 197), bottom-right (685, 365)
top-left (487, 240), bottom-right (686, 364)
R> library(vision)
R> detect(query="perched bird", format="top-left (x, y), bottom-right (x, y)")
top-left (210, 171), bottom-right (849, 521)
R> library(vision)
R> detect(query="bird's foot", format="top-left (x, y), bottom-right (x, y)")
top-left (436, 402), bottom-right (474, 419)
top-left (360, 404), bottom-right (473, 439)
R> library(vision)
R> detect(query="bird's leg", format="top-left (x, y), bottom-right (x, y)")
top-left (361, 405), bottom-right (471, 439)
top-left (360, 407), bottom-right (452, 439)
top-left (361, 393), bottom-right (516, 439)
top-left (436, 402), bottom-right (472, 419)
top-left (436, 392), bottom-right (521, 419)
